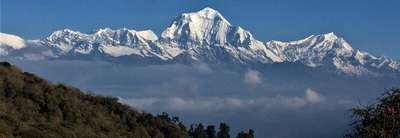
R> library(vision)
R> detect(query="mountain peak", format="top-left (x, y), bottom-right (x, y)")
top-left (321, 32), bottom-right (338, 41)
top-left (58, 29), bottom-right (80, 35)
top-left (161, 7), bottom-right (233, 43)
top-left (318, 32), bottom-right (354, 52)
top-left (194, 7), bottom-right (230, 25)
top-left (47, 29), bottom-right (83, 40)
top-left (199, 7), bottom-right (218, 13)
top-left (94, 28), bottom-right (114, 34)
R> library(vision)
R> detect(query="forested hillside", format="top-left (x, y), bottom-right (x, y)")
top-left (0, 62), bottom-right (253, 138)
top-left (0, 62), bottom-right (190, 137)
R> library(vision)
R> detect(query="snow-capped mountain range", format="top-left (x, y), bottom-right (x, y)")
top-left (1, 7), bottom-right (399, 76)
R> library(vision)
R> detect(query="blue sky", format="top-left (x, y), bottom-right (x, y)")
top-left (1, 0), bottom-right (399, 59)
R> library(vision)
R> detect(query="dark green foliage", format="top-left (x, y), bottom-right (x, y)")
top-left (206, 125), bottom-right (216, 138)
top-left (0, 62), bottom-right (189, 138)
top-left (235, 129), bottom-right (254, 138)
top-left (188, 123), bottom-right (207, 138)
top-left (217, 123), bottom-right (230, 138)
top-left (189, 123), bottom-right (234, 138)
top-left (346, 88), bottom-right (400, 138)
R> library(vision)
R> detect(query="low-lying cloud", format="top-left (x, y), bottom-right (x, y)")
top-left (305, 88), bottom-right (324, 104)
top-left (243, 69), bottom-right (262, 87)
top-left (120, 88), bottom-right (326, 113)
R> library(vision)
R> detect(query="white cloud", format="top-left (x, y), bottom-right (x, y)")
top-left (243, 69), bottom-right (262, 87)
top-left (119, 93), bottom-right (326, 113)
top-left (305, 88), bottom-right (324, 104)
top-left (120, 97), bottom-right (245, 112)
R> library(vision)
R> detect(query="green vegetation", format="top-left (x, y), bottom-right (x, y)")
top-left (0, 62), bottom-right (253, 138)
top-left (188, 123), bottom-right (253, 138)
top-left (346, 88), bottom-right (400, 138)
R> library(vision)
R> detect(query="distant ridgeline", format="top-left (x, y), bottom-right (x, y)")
top-left (1, 7), bottom-right (399, 77)
top-left (0, 62), bottom-right (253, 138)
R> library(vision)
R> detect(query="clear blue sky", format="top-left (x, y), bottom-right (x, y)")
top-left (1, 0), bottom-right (399, 59)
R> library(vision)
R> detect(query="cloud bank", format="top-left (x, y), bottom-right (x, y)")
top-left (120, 88), bottom-right (326, 113)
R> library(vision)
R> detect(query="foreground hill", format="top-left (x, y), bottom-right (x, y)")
top-left (0, 62), bottom-right (189, 137)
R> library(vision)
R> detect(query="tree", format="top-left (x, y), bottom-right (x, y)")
top-left (346, 88), bottom-right (400, 138)
top-left (188, 123), bottom-right (208, 138)
top-left (236, 131), bottom-right (246, 138)
top-left (189, 124), bottom-right (195, 137)
top-left (235, 129), bottom-right (254, 138)
top-left (248, 129), bottom-right (254, 138)
top-left (206, 125), bottom-right (216, 138)
top-left (158, 112), bottom-right (171, 122)
top-left (194, 123), bottom-right (207, 138)
top-left (217, 123), bottom-right (230, 138)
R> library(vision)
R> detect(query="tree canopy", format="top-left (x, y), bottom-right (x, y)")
top-left (346, 88), bottom-right (400, 138)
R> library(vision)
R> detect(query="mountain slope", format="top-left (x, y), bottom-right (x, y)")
top-left (43, 28), bottom-right (166, 60)
top-left (266, 33), bottom-right (400, 76)
top-left (159, 7), bottom-right (282, 64)
top-left (0, 62), bottom-right (189, 138)
top-left (0, 7), bottom-right (399, 76)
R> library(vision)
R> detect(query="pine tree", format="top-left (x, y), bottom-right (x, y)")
top-left (217, 123), bottom-right (230, 138)
top-left (235, 129), bottom-right (254, 138)
top-left (194, 123), bottom-right (207, 138)
top-left (206, 125), bottom-right (216, 138)
top-left (189, 124), bottom-right (195, 137)
top-left (248, 129), bottom-right (254, 138)
top-left (236, 131), bottom-right (246, 138)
